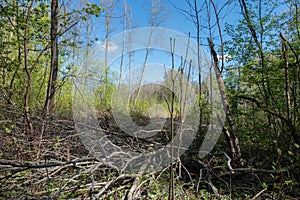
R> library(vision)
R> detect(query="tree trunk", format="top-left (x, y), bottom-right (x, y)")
top-left (38, 0), bottom-right (59, 157)
top-left (23, 1), bottom-right (34, 135)
top-left (208, 38), bottom-right (243, 166)
top-left (44, 0), bottom-right (59, 113)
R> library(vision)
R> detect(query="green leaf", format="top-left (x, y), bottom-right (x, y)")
top-left (5, 127), bottom-right (11, 134)
top-left (277, 148), bottom-right (282, 156)
top-left (262, 182), bottom-right (268, 189)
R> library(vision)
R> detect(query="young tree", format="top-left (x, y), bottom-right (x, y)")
top-left (170, 0), bottom-right (243, 165)
top-left (44, 0), bottom-right (59, 114)
top-left (101, 0), bottom-right (117, 94)
top-left (23, 0), bottom-right (35, 135)
top-left (133, 0), bottom-right (169, 107)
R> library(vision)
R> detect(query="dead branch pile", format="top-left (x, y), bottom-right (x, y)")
top-left (0, 107), bottom-right (289, 199)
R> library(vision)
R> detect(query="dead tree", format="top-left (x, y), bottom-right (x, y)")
top-left (208, 38), bottom-right (243, 166)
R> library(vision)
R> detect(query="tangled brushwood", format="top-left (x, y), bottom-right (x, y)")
top-left (1, 106), bottom-right (299, 200)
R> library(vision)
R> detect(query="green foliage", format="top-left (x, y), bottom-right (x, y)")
top-left (0, 0), bottom-right (104, 113)
top-left (1, 0), bottom-right (300, 199)
top-left (84, 3), bottom-right (103, 17)
top-left (223, 1), bottom-right (300, 198)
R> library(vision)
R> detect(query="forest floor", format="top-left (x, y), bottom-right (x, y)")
top-left (0, 107), bottom-right (299, 199)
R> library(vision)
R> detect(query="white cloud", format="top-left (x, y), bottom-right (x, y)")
top-left (100, 41), bottom-right (118, 52)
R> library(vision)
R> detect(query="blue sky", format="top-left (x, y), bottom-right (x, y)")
top-left (83, 0), bottom-right (288, 86)
top-left (84, 0), bottom-right (244, 86)
top-left (95, 0), bottom-right (243, 42)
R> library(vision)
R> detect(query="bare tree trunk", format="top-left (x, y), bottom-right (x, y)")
top-left (117, 0), bottom-right (127, 100)
top-left (280, 33), bottom-right (291, 121)
top-left (7, 0), bottom-right (20, 105)
top-left (23, 0), bottom-right (34, 135)
top-left (209, 0), bottom-right (224, 72)
top-left (168, 38), bottom-right (175, 200)
top-left (44, 0), bottom-right (59, 114)
top-left (208, 38), bottom-right (243, 166)
top-left (134, 0), bottom-right (169, 108)
top-left (104, 14), bottom-right (110, 93)
top-left (133, 28), bottom-right (153, 107)
top-left (126, 6), bottom-right (133, 109)
top-left (39, 0), bottom-right (59, 157)
top-left (83, 3), bottom-right (91, 90)
top-left (280, 33), bottom-right (300, 145)
top-left (193, 0), bottom-right (203, 125)
top-left (100, 0), bottom-right (116, 100)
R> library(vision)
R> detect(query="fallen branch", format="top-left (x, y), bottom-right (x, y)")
top-left (251, 188), bottom-right (267, 200)
top-left (0, 157), bottom-right (97, 169)
top-left (127, 163), bottom-right (149, 200)
top-left (95, 173), bottom-right (136, 198)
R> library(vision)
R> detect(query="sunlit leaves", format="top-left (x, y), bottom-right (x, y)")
top-left (81, 3), bottom-right (104, 20)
